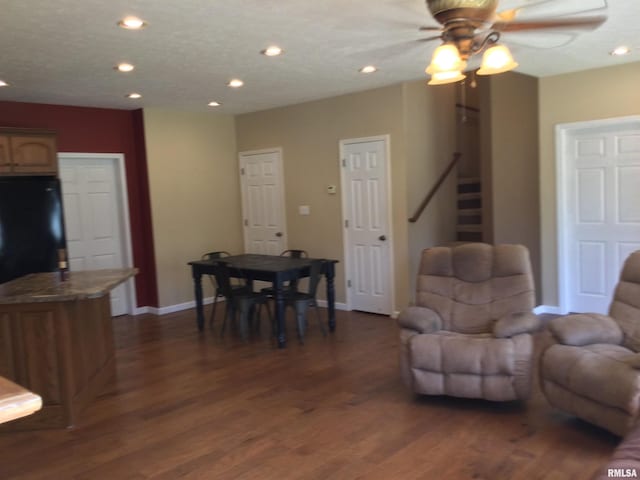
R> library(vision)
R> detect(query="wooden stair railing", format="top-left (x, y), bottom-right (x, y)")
top-left (408, 152), bottom-right (461, 223)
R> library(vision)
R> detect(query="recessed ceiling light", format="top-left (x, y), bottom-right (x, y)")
top-left (0, 80), bottom-right (8, 87)
top-left (227, 79), bottom-right (244, 88)
top-left (208, 101), bottom-right (222, 107)
top-left (116, 63), bottom-right (135, 73)
top-left (261, 46), bottom-right (283, 57)
top-left (610, 45), bottom-right (631, 56)
top-left (126, 93), bottom-right (142, 99)
top-left (118, 16), bottom-right (147, 30)
top-left (359, 65), bottom-right (378, 74)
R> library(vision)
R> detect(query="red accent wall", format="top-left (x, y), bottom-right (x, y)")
top-left (0, 101), bottom-right (158, 307)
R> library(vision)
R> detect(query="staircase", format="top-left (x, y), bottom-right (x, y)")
top-left (456, 177), bottom-right (483, 242)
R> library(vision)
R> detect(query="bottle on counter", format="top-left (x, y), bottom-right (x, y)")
top-left (58, 248), bottom-right (69, 281)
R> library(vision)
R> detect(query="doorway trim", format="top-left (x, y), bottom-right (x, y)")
top-left (339, 134), bottom-right (395, 314)
top-left (58, 152), bottom-right (137, 314)
top-left (555, 115), bottom-right (640, 314)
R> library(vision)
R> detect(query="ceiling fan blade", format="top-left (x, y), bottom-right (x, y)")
top-left (493, 15), bottom-right (606, 32)
top-left (348, 38), bottom-right (430, 61)
top-left (495, 8), bottom-right (519, 22)
top-left (419, 26), bottom-right (443, 32)
top-left (502, 30), bottom-right (578, 49)
top-left (417, 35), bottom-right (444, 42)
top-left (496, 0), bottom-right (608, 21)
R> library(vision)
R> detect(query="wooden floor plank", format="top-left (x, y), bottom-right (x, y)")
top-left (0, 308), bottom-right (618, 479)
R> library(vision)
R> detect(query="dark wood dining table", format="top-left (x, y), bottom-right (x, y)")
top-left (188, 254), bottom-right (338, 348)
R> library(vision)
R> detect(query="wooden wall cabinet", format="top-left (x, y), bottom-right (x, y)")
top-left (0, 128), bottom-right (58, 176)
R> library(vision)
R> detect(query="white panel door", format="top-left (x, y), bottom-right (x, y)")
top-left (59, 156), bottom-right (131, 316)
top-left (562, 118), bottom-right (640, 313)
top-left (341, 137), bottom-right (392, 315)
top-left (239, 149), bottom-right (286, 255)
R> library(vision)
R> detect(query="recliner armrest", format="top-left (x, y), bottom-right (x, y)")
top-left (397, 306), bottom-right (442, 334)
top-left (624, 354), bottom-right (640, 369)
top-left (493, 312), bottom-right (540, 338)
top-left (548, 313), bottom-right (623, 346)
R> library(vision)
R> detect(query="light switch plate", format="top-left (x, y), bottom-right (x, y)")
top-left (299, 205), bottom-right (310, 215)
top-left (327, 185), bottom-right (337, 194)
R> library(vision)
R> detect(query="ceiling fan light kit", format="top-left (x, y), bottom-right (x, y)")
top-left (422, 0), bottom-right (608, 85)
top-left (425, 43), bottom-right (468, 74)
top-left (428, 70), bottom-right (467, 85)
top-left (477, 44), bottom-right (518, 75)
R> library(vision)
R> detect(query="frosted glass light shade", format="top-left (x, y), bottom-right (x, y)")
top-left (426, 44), bottom-right (467, 74)
top-left (477, 44), bottom-right (518, 75)
top-left (428, 70), bottom-right (466, 85)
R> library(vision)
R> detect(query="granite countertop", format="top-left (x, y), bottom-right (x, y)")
top-left (0, 376), bottom-right (42, 425)
top-left (0, 268), bottom-right (138, 304)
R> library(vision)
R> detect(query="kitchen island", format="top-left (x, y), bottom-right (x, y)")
top-left (0, 268), bottom-right (137, 430)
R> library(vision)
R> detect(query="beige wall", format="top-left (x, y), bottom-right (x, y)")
top-left (136, 62), bottom-right (640, 311)
top-left (403, 81), bottom-right (458, 295)
top-left (235, 85), bottom-right (405, 307)
top-left (478, 75), bottom-right (494, 244)
top-left (143, 109), bottom-right (242, 307)
top-left (236, 82), bottom-right (458, 310)
top-left (539, 62), bottom-right (640, 306)
top-left (486, 72), bottom-right (541, 300)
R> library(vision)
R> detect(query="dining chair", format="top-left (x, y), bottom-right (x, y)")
top-left (213, 262), bottom-right (272, 341)
top-left (201, 251), bottom-right (234, 329)
top-left (261, 249), bottom-right (310, 299)
top-left (281, 249), bottom-right (308, 259)
top-left (285, 259), bottom-right (327, 344)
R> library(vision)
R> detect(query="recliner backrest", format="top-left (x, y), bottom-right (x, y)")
top-left (610, 251), bottom-right (640, 352)
top-left (415, 243), bottom-right (535, 334)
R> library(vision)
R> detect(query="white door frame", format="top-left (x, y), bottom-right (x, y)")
top-left (555, 115), bottom-right (640, 313)
top-left (239, 147), bottom-right (288, 253)
top-left (58, 152), bottom-right (137, 314)
top-left (339, 135), bottom-right (395, 313)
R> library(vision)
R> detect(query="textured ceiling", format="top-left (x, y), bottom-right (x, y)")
top-left (0, 0), bottom-right (638, 114)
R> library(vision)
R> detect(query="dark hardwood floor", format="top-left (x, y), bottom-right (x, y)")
top-left (0, 308), bottom-right (618, 479)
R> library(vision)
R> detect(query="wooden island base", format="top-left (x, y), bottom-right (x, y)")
top-left (0, 268), bottom-right (136, 430)
top-left (0, 295), bottom-right (115, 430)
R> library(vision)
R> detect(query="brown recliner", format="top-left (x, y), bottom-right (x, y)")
top-left (540, 251), bottom-right (640, 437)
top-left (398, 243), bottom-right (539, 401)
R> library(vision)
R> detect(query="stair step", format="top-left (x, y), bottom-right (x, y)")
top-left (456, 225), bottom-right (483, 233)
top-left (457, 192), bottom-right (481, 200)
top-left (457, 231), bottom-right (483, 242)
top-left (457, 177), bottom-right (481, 185)
top-left (458, 208), bottom-right (482, 216)
top-left (457, 178), bottom-right (481, 194)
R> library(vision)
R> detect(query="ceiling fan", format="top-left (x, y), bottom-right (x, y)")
top-left (422, 0), bottom-right (608, 84)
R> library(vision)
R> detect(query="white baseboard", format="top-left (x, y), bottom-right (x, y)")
top-left (534, 305), bottom-right (566, 315)
top-left (134, 301), bottom-right (562, 318)
top-left (135, 297), bottom-right (349, 317)
top-left (132, 306), bottom-right (151, 315)
top-left (132, 296), bottom-right (217, 316)
top-left (315, 299), bottom-right (349, 311)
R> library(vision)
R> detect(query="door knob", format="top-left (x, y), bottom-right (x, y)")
top-left (379, 235), bottom-right (387, 241)
top-left (275, 232), bottom-right (283, 237)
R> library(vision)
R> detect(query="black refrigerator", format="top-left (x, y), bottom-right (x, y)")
top-left (0, 176), bottom-right (67, 284)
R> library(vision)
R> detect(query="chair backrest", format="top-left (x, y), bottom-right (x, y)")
top-left (202, 251), bottom-right (231, 261)
top-left (415, 243), bottom-right (535, 334)
top-left (610, 251), bottom-right (640, 352)
top-left (211, 261), bottom-right (234, 298)
top-left (281, 249), bottom-right (308, 259)
top-left (306, 260), bottom-right (323, 297)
